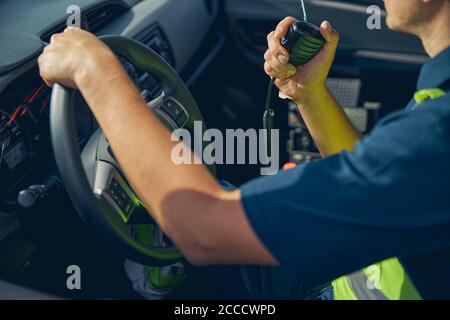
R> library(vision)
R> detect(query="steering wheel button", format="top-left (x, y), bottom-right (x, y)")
top-left (161, 99), bottom-right (187, 126)
top-left (140, 89), bottom-right (153, 103)
top-left (124, 202), bottom-right (133, 213)
top-left (177, 113), bottom-right (188, 126)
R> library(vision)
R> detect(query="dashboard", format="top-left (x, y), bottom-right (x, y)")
top-left (0, 0), bottom-right (219, 241)
top-left (0, 66), bottom-right (98, 212)
top-left (0, 69), bottom-right (54, 210)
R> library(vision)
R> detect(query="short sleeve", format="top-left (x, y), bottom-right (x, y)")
top-left (241, 107), bottom-right (450, 287)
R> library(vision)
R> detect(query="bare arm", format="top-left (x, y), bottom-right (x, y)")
top-left (296, 86), bottom-right (362, 156)
top-left (264, 17), bottom-right (362, 156)
top-left (38, 28), bottom-right (277, 266)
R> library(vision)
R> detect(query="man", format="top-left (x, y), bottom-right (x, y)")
top-left (38, 0), bottom-right (450, 299)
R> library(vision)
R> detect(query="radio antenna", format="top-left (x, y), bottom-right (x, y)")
top-left (300, 0), bottom-right (308, 22)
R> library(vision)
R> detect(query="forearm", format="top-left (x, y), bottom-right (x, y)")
top-left (296, 86), bottom-right (363, 156)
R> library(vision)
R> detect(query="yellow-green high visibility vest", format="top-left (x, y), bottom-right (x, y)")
top-left (333, 258), bottom-right (422, 300)
top-left (333, 87), bottom-right (447, 300)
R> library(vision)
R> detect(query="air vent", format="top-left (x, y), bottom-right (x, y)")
top-left (40, 3), bottom-right (127, 43)
top-left (134, 25), bottom-right (175, 68)
top-left (84, 4), bottom-right (127, 32)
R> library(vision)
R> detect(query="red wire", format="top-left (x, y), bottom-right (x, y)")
top-left (8, 106), bottom-right (22, 126)
top-left (23, 86), bottom-right (38, 104)
top-left (6, 83), bottom-right (46, 126)
top-left (27, 83), bottom-right (45, 104)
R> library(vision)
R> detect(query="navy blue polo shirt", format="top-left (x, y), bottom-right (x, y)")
top-left (241, 46), bottom-right (450, 299)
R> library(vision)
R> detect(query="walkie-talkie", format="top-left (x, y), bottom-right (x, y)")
top-left (281, 21), bottom-right (325, 67)
top-left (263, 21), bottom-right (325, 159)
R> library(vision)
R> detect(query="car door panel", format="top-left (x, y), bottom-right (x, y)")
top-left (224, 0), bottom-right (425, 63)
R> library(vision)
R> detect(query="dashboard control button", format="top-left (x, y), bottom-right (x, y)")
top-left (108, 177), bottom-right (133, 213)
top-left (161, 98), bottom-right (188, 126)
top-left (140, 89), bottom-right (153, 103)
top-left (124, 201), bottom-right (133, 214)
top-left (18, 185), bottom-right (47, 208)
top-left (177, 112), bottom-right (188, 126)
top-left (17, 178), bottom-right (61, 209)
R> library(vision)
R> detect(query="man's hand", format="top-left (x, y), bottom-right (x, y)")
top-left (38, 27), bottom-right (118, 89)
top-left (265, 17), bottom-right (361, 156)
top-left (264, 17), bottom-right (340, 104)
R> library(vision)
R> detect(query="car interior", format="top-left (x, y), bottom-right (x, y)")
top-left (0, 0), bottom-right (427, 299)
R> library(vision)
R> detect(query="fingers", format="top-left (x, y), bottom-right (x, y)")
top-left (320, 21), bottom-right (339, 45)
top-left (267, 16), bottom-right (298, 63)
top-left (267, 31), bottom-right (289, 61)
top-left (263, 61), bottom-right (297, 79)
top-left (265, 18), bottom-right (299, 79)
top-left (264, 48), bottom-right (297, 79)
top-left (50, 34), bottom-right (59, 43)
top-left (264, 62), bottom-right (273, 77)
top-left (37, 27), bottom-right (103, 90)
top-left (319, 21), bottom-right (340, 62)
top-left (64, 26), bottom-right (77, 32)
top-left (38, 53), bottom-right (54, 88)
top-left (274, 16), bottom-right (298, 39)
top-left (43, 79), bottom-right (55, 88)
top-left (49, 31), bottom-right (68, 46)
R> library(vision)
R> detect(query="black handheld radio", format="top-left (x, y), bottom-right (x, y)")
top-left (263, 21), bottom-right (325, 157)
top-left (281, 21), bottom-right (325, 67)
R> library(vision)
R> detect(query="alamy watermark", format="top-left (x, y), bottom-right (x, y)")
top-left (366, 265), bottom-right (382, 290)
top-left (66, 265), bottom-right (82, 290)
top-left (66, 5), bottom-right (81, 28)
top-left (366, 5), bottom-right (383, 30)
top-left (66, 3), bottom-right (384, 31)
top-left (171, 121), bottom-right (280, 176)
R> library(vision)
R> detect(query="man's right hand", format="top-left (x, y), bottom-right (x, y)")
top-left (264, 17), bottom-right (340, 105)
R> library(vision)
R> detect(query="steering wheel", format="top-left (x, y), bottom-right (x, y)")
top-left (50, 35), bottom-right (214, 266)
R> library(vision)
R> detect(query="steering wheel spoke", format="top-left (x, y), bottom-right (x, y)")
top-left (93, 161), bottom-right (140, 224)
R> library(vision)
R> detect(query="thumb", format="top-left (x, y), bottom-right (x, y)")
top-left (320, 20), bottom-right (339, 52)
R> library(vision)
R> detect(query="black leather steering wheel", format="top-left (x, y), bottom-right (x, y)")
top-left (50, 35), bottom-right (214, 266)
